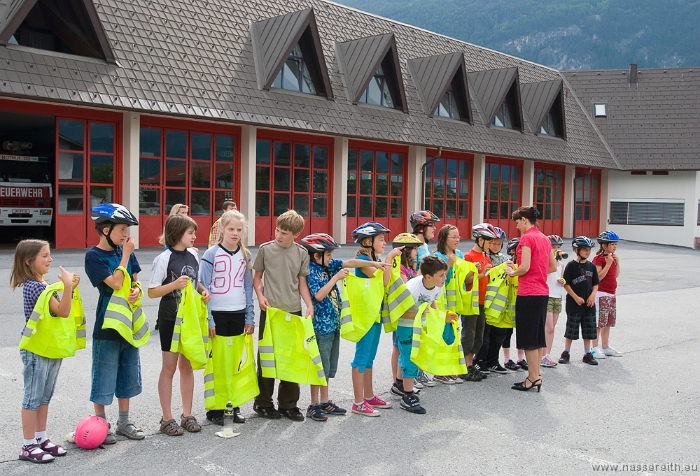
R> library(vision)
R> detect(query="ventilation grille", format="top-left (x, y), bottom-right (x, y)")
top-left (610, 201), bottom-right (684, 226)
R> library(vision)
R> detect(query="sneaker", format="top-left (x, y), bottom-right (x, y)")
top-left (488, 364), bottom-right (508, 374)
top-left (416, 372), bottom-right (437, 387)
top-left (19, 444), bottom-right (54, 464)
top-left (541, 356), bottom-right (558, 368)
top-left (306, 404), bottom-right (327, 422)
top-left (390, 383), bottom-right (405, 397)
top-left (400, 393), bottom-right (426, 414)
top-left (433, 375), bottom-right (455, 385)
top-left (321, 400), bottom-right (347, 416)
top-left (352, 402), bottom-right (380, 417)
top-left (504, 360), bottom-right (521, 371)
top-left (451, 375), bottom-right (465, 384)
top-left (413, 379), bottom-right (425, 390)
top-left (558, 351), bottom-right (570, 364)
top-left (591, 346), bottom-right (606, 359)
top-left (364, 395), bottom-right (392, 409)
top-left (103, 423), bottom-right (117, 445)
top-left (582, 353), bottom-right (599, 365)
top-left (603, 346), bottom-right (622, 357)
top-left (516, 359), bottom-right (529, 370)
top-left (473, 363), bottom-right (490, 374)
top-left (279, 407), bottom-right (305, 422)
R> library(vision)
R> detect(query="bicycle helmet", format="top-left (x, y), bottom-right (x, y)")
top-left (91, 203), bottom-right (138, 226)
top-left (507, 237), bottom-right (520, 255)
top-left (301, 233), bottom-right (340, 252)
top-left (409, 210), bottom-right (440, 231)
top-left (351, 222), bottom-right (390, 244)
top-left (548, 234), bottom-right (564, 246)
top-left (392, 233), bottom-right (423, 248)
top-left (493, 226), bottom-right (507, 241)
top-left (597, 230), bottom-right (620, 244)
top-left (571, 236), bottom-right (594, 249)
top-left (472, 223), bottom-right (499, 240)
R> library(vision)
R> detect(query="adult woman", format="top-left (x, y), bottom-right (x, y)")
top-left (505, 206), bottom-right (556, 391)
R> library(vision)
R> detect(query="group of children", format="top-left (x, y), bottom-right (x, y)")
top-left (13, 203), bottom-right (622, 463)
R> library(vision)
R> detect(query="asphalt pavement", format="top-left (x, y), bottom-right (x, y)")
top-left (0, 240), bottom-right (698, 475)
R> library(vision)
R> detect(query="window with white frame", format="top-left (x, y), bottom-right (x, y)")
top-left (610, 200), bottom-right (684, 226)
top-left (594, 103), bottom-right (607, 117)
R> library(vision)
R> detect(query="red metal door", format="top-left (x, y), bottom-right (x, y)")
top-left (484, 157), bottom-right (522, 238)
top-left (534, 163), bottom-right (565, 236)
top-left (425, 150), bottom-right (472, 238)
top-left (346, 141), bottom-right (407, 242)
top-left (574, 168), bottom-right (601, 237)
top-left (55, 119), bottom-right (118, 249)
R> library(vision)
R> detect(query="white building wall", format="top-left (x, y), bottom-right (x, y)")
top-left (695, 171), bottom-right (700, 249)
top-left (608, 171), bottom-right (699, 248)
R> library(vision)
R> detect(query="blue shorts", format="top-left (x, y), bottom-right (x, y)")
top-left (396, 326), bottom-right (419, 379)
top-left (20, 350), bottom-right (62, 411)
top-left (316, 330), bottom-right (340, 379)
top-left (91, 339), bottom-right (142, 405)
top-left (351, 322), bottom-right (381, 373)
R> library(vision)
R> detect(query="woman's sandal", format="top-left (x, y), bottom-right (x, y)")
top-left (160, 418), bottom-right (184, 436)
top-left (180, 414), bottom-right (201, 433)
top-left (511, 377), bottom-right (543, 392)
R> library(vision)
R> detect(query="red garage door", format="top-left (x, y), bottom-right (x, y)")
top-left (484, 157), bottom-right (523, 238)
top-left (534, 163), bottom-right (565, 236)
top-left (346, 141), bottom-right (407, 241)
top-left (424, 149), bottom-right (473, 238)
top-left (574, 168), bottom-right (601, 237)
top-left (254, 131), bottom-right (333, 244)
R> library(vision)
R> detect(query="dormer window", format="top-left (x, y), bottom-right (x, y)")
top-left (271, 45), bottom-right (316, 94)
top-left (435, 86), bottom-right (460, 120)
top-left (493, 102), bottom-right (513, 128)
top-left (539, 110), bottom-right (555, 135)
top-left (359, 65), bottom-right (394, 108)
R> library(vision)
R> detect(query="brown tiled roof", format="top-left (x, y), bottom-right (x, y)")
top-left (562, 68), bottom-right (700, 170)
top-left (521, 80), bottom-right (562, 134)
top-left (407, 52), bottom-right (471, 121)
top-left (0, 0), bottom-right (619, 169)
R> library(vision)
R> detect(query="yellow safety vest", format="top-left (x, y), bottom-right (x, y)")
top-left (506, 272), bottom-right (518, 323)
top-left (259, 307), bottom-right (327, 386)
top-left (454, 259), bottom-right (479, 315)
top-left (103, 267), bottom-right (149, 348)
top-left (339, 272), bottom-right (384, 342)
top-left (73, 287), bottom-right (87, 351)
top-left (204, 333), bottom-right (259, 409)
top-left (410, 303), bottom-right (468, 376)
top-left (19, 282), bottom-right (85, 359)
top-left (484, 263), bottom-right (509, 322)
top-left (381, 256), bottom-right (415, 332)
top-left (170, 281), bottom-right (209, 370)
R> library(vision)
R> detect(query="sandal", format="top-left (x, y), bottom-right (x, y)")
top-left (180, 414), bottom-right (201, 433)
top-left (117, 421), bottom-right (145, 440)
top-left (40, 439), bottom-right (66, 457)
top-left (19, 444), bottom-right (54, 464)
top-left (160, 418), bottom-right (184, 436)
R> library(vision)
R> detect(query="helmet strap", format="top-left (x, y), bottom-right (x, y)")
top-left (476, 237), bottom-right (487, 252)
top-left (102, 223), bottom-right (118, 250)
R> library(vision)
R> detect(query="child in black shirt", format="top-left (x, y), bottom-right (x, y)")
top-left (558, 237), bottom-right (600, 365)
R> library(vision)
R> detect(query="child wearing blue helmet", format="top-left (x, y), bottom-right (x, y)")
top-left (591, 231), bottom-right (622, 358)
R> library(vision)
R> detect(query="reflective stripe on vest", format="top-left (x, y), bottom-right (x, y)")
top-left (484, 263), bottom-right (508, 320)
top-left (204, 333), bottom-right (259, 409)
top-left (458, 259), bottom-right (480, 315)
top-left (410, 303), bottom-right (468, 376)
top-left (258, 307), bottom-right (327, 386)
top-left (339, 272), bottom-right (384, 342)
top-left (381, 256), bottom-right (415, 332)
top-left (72, 287), bottom-right (87, 350)
top-left (103, 266), bottom-right (150, 348)
top-left (170, 281), bottom-right (208, 370)
top-left (19, 282), bottom-right (85, 359)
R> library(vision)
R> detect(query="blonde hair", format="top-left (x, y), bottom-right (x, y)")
top-left (169, 203), bottom-right (188, 216)
top-left (276, 209), bottom-right (305, 234)
top-left (219, 210), bottom-right (252, 268)
top-left (162, 215), bottom-right (198, 248)
top-left (10, 239), bottom-right (49, 289)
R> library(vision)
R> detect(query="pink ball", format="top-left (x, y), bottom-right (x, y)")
top-left (74, 416), bottom-right (108, 449)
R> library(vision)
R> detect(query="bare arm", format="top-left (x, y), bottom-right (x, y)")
top-left (314, 269), bottom-right (348, 302)
top-left (148, 275), bottom-right (189, 299)
top-left (509, 246), bottom-right (531, 276)
top-left (596, 254), bottom-right (614, 280)
top-left (102, 238), bottom-right (135, 291)
top-left (547, 248), bottom-right (557, 274)
top-left (342, 259), bottom-right (388, 270)
top-left (299, 275), bottom-right (313, 318)
top-left (48, 267), bottom-right (79, 318)
top-left (253, 270), bottom-right (270, 311)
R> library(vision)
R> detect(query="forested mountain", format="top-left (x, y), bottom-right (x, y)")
top-left (333, 0), bottom-right (700, 70)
